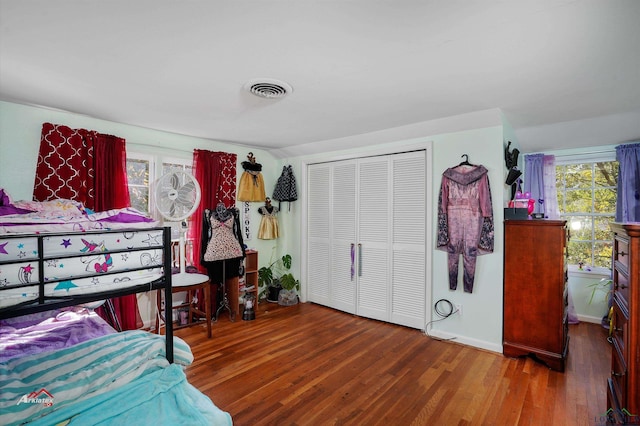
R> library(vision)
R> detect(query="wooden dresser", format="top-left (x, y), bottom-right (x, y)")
top-left (503, 220), bottom-right (569, 372)
top-left (608, 223), bottom-right (640, 424)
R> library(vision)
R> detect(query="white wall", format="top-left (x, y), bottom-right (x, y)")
top-left (569, 268), bottom-right (610, 324)
top-left (428, 126), bottom-right (505, 351)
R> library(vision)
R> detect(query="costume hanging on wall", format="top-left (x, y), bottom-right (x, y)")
top-left (272, 165), bottom-right (298, 210)
top-left (436, 160), bottom-right (494, 293)
top-left (200, 203), bottom-right (246, 283)
top-left (237, 152), bottom-right (266, 202)
top-left (257, 198), bottom-right (280, 240)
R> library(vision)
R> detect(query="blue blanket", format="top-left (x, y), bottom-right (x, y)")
top-left (0, 331), bottom-right (232, 425)
top-left (29, 364), bottom-right (232, 426)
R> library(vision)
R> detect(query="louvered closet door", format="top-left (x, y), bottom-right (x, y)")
top-left (357, 157), bottom-right (391, 321)
top-left (307, 164), bottom-right (331, 306)
top-left (306, 149), bottom-right (428, 329)
top-left (330, 162), bottom-right (357, 313)
top-left (389, 152), bottom-right (426, 329)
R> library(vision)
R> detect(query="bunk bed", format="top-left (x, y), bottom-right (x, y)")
top-left (0, 191), bottom-right (232, 425)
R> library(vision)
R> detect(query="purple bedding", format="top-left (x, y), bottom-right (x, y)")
top-left (0, 188), bottom-right (159, 233)
top-left (0, 307), bottom-right (116, 363)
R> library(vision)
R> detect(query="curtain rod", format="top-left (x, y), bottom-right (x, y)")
top-left (552, 149), bottom-right (615, 157)
top-left (526, 148), bottom-right (616, 158)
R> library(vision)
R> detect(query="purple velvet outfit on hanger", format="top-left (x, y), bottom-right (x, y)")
top-left (437, 164), bottom-right (494, 293)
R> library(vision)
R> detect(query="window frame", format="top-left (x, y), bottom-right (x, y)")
top-left (554, 150), bottom-right (617, 273)
top-left (126, 152), bottom-right (154, 214)
top-left (126, 152), bottom-right (193, 216)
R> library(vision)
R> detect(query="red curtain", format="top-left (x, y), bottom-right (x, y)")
top-left (34, 123), bottom-right (141, 330)
top-left (34, 123), bottom-right (96, 205)
top-left (93, 133), bottom-right (130, 211)
top-left (190, 150), bottom-right (237, 314)
top-left (189, 150), bottom-right (237, 273)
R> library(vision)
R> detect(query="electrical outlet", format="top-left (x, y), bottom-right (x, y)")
top-left (454, 304), bottom-right (462, 316)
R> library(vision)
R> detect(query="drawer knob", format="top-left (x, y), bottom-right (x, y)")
top-left (616, 250), bottom-right (627, 257)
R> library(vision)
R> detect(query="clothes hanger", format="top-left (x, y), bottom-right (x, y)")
top-left (459, 154), bottom-right (473, 166)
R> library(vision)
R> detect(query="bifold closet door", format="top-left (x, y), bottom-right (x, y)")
top-left (307, 164), bottom-right (331, 307)
top-left (389, 152), bottom-right (426, 329)
top-left (306, 150), bottom-right (427, 329)
top-left (356, 157), bottom-right (390, 321)
top-left (330, 162), bottom-right (357, 313)
top-left (307, 160), bottom-right (357, 314)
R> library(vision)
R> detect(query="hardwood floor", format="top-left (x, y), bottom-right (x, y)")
top-left (175, 302), bottom-right (611, 426)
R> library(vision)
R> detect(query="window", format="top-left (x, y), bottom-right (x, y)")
top-left (126, 153), bottom-right (196, 265)
top-left (161, 160), bottom-right (193, 177)
top-left (126, 153), bottom-right (192, 214)
top-left (555, 160), bottom-right (618, 268)
top-left (126, 155), bottom-right (152, 213)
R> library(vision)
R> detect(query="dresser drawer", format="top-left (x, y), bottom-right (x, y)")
top-left (607, 378), bottom-right (625, 424)
top-left (614, 236), bottom-right (630, 269)
top-left (614, 270), bottom-right (630, 313)
top-left (611, 341), bottom-right (627, 404)
top-left (611, 301), bottom-right (628, 358)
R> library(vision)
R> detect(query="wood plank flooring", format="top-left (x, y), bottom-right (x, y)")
top-left (174, 302), bottom-right (611, 426)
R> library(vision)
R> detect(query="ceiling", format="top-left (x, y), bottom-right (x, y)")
top-left (1, 0), bottom-right (639, 156)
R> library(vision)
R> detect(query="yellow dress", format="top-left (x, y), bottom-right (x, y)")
top-left (258, 206), bottom-right (279, 239)
top-left (237, 159), bottom-right (266, 202)
top-left (238, 171), bottom-right (265, 202)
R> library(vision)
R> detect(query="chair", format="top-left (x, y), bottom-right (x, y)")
top-left (155, 277), bottom-right (212, 338)
top-left (155, 241), bottom-right (212, 337)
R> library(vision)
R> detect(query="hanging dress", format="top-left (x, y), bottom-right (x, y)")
top-left (204, 216), bottom-right (244, 262)
top-left (238, 157), bottom-right (266, 202)
top-left (272, 165), bottom-right (298, 210)
top-left (257, 205), bottom-right (280, 239)
top-left (200, 207), bottom-right (245, 285)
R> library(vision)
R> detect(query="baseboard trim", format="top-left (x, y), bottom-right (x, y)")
top-left (576, 314), bottom-right (605, 324)
top-left (425, 328), bottom-right (503, 354)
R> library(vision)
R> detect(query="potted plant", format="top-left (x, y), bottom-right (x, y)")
top-left (258, 253), bottom-right (300, 304)
top-left (277, 272), bottom-right (300, 306)
top-left (587, 277), bottom-right (613, 328)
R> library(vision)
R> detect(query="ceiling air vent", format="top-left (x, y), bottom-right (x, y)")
top-left (245, 78), bottom-right (293, 99)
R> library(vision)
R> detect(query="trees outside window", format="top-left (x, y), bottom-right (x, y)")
top-left (556, 160), bottom-right (618, 268)
top-left (127, 156), bottom-right (151, 213)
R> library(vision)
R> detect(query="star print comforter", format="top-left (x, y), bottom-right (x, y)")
top-left (0, 228), bottom-right (165, 309)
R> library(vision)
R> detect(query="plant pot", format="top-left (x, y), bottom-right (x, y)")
top-left (267, 285), bottom-right (281, 303)
top-left (278, 289), bottom-right (299, 306)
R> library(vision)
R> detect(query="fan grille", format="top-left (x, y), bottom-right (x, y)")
top-left (245, 78), bottom-right (292, 99)
top-left (155, 171), bottom-right (201, 221)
